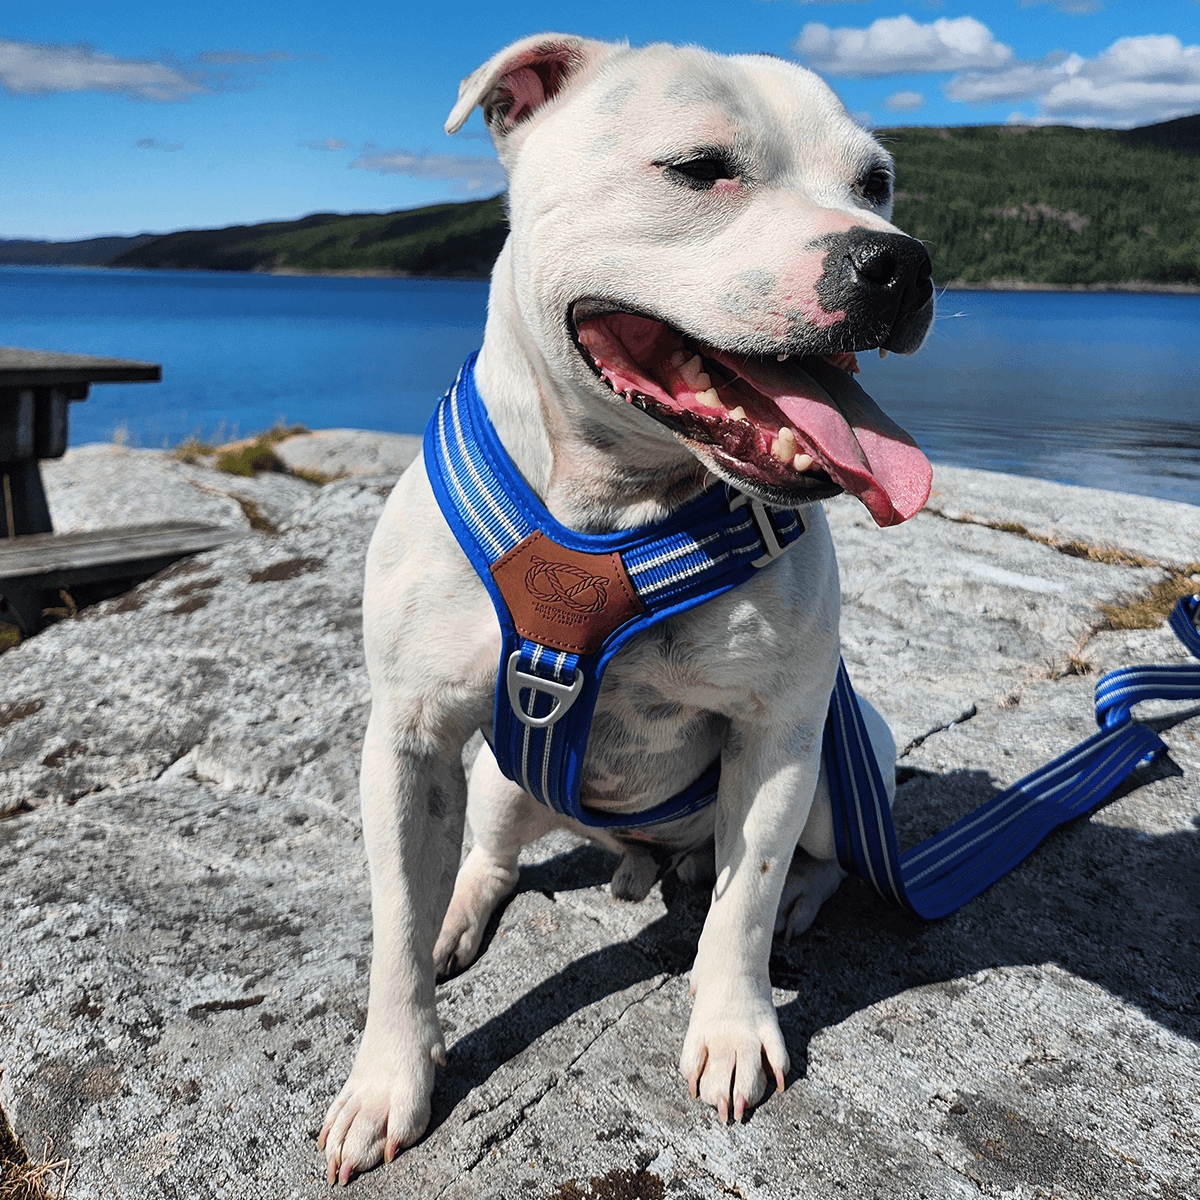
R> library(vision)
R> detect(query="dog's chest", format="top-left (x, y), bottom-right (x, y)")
top-left (577, 586), bottom-right (802, 810)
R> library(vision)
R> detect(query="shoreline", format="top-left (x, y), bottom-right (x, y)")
top-left (265, 268), bottom-right (1200, 294)
top-left (940, 277), bottom-right (1200, 295)
top-left (5, 262), bottom-right (1198, 294)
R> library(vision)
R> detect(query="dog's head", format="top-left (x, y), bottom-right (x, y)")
top-left (449, 35), bottom-right (935, 528)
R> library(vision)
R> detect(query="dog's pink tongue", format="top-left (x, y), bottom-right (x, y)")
top-left (712, 352), bottom-right (932, 527)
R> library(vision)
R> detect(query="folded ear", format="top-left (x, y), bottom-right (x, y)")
top-left (445, 33), bottom-right (608, 137)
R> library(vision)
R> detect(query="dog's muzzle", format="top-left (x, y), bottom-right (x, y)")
top-left (816, 230), bottom-right (934, 355)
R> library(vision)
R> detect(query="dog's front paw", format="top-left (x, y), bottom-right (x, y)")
top-left (679, 982), bottom-right (789, 1122)
top-left (318, 1038), bottom-right (441, 1185)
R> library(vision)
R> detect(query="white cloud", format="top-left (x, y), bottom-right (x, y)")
top-left (134, 137), bottom-right (184, 151)
top-left (947, 58), bottom-right (1076, 105)
top-left (794, 16), bottom-right (1012, 78)
top-left (0, 38), bottom-right (208, 101)
top-left (0, 38), bottom-right (289, 102)
top-left (886, 90), bottom-right (926, 111)
top-left (951, 35), bottom-right (1200, 127)
top-left (302, 137), bottom-right (349, 151)
top-left (349, 149), bottom-right (507, 193)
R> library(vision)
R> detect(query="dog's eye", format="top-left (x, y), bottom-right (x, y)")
top-left (661, 155), bottom-right (738, 190)
top-left (858, 168), bottom-right (893, 205)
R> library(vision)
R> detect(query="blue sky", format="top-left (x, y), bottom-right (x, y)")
top-left (3, 0), bottom-right (1198, 240)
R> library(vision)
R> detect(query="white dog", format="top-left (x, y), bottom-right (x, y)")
top-left (320, 33), bottom-right (933, 1184)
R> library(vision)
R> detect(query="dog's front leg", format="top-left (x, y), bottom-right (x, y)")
top-left (680, 720), bottom-right (825, 1121)
top-left (319, 701), bottom-right (468, 1184)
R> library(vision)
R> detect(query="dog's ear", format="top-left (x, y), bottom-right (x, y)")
top-left (445, 34), bottom-right (607, 138)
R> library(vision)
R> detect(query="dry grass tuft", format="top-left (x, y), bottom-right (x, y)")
top-left (1, 1100), bottom-right (71, 1200)
top-left (289, 465), bottom-right (345, 486)
top-left (1056, 541), bottom-right (1155, 569)
top-left (174, 423), bottom-right (343, 486)
top-left (1052, 654), bottom-right (1095, 680)
top-left (171, 436), bottom-right (217, 465)
top-left (1098, 569), bottom-right (1200, 631)
top-left (926, 507), bottom-right (1158, 568)
top-left (0, 1151), bottom-right (72, 1200)
top-left (233, 496), bottom-right (278, 534)
top-left (215, 442), bottom-right (288, 477)
top-left (925, 506), bottom-right (1199, 634)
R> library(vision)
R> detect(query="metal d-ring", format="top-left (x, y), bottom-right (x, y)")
top-left (506, 651), bottom-right (585, 729)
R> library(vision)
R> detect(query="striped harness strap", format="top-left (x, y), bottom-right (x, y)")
top-left (424, 354), bottom-right (808, 829)
top-left (425, 353), bottom-right (1200, 914)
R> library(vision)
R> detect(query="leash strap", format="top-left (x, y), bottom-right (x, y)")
top-left (824, 593), bottom-right (1200, 918)
top-left (424, 355), bottom-right (807, 828)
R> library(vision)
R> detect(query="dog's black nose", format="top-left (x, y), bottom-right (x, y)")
top-left (815, 228), bottom-right (934, 354)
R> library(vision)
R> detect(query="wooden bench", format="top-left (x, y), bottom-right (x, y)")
top-left (0, 347), bottom-right (242, 635)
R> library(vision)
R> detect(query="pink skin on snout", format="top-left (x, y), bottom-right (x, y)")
top-left (777, 249), bottom-right (846, 333)
top-left (776, 209), bottom-right (871, 334)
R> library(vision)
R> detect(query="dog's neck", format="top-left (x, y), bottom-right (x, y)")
top-left (475, 264), bottom-right (708, 535)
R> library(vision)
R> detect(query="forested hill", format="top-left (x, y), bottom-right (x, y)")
top-left (106, 196), bottom-right (507, 278)
top-left (6, 113), bottom-right (1198, 286)
top-left (878, 115), bottom-right (1200, 286)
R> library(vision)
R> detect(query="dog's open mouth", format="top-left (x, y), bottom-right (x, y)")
top-left (572, 308), bottom-right (932, 527)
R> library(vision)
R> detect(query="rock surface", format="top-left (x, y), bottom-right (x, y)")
top-left (1, 437), bottom-right (1197, 1200)
top-left (273, 428), bottom-right (422, 481)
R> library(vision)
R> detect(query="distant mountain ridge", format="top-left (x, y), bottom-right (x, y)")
top-left (3, 112), bottom-right (1197, 286)
top-left (0, 233), bottom-right (158, 266)
top-left (105, 196), bottom-right (507, 277)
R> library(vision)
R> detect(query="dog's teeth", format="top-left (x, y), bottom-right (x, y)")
top-left (793, 452), bottom-right (814, 472)
top-left (773, 426), bottom-right (797, 463)
top-left (776, 353), bottom-right (789, 362)
top-left (679, 355), bottom-right (710, 389)
top-left (879, 348), bottom-right (889, 360)
top-left (668, 349), bottom-right (689, 369)
top-left (696, 388), bottom-right (723, 408)
top-left (728, 406), bottom-right (747, 422)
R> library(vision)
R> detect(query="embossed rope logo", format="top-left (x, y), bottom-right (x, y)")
top-left (525, 555), bottom-right (609, 615)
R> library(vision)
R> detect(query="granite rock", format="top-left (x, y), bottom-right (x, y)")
top-left (1, 443), bottom-right (1196, 1200)
top-left (273, 429), bottom-right (422, 481)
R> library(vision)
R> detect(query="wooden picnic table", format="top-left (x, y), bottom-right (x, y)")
top-left (0, 345), bottom-right (161, 537)
top-left (0, 347), bottom-right (241, 635)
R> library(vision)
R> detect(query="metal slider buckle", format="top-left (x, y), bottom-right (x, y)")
top-left (506, 651), bottom-right (585, 729)
top-left (729, 492), bottom-right (789, 568)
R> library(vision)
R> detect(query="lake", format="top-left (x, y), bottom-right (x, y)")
top-left (2, 266), bottom-right (1197, 507)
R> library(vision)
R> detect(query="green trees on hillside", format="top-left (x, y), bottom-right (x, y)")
top-left (882, 125), bottom-right (1200, 285)
top-left (110, 196), bottom-right (508, 277)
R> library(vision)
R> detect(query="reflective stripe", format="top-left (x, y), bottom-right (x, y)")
top-left (825, 594), bottom-right (1199, 919)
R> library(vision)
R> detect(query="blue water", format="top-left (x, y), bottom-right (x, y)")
top-left (2, 267), bottom-right (1197, 507)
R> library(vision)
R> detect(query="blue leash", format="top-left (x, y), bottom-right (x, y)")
top-left (825, 593), bottom-right (1200, 918)
top-left (426, 355), bottom-right (1200, 916)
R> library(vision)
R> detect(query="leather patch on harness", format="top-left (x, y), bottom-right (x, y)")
top-left (490, 531), bottom-right (644, 654)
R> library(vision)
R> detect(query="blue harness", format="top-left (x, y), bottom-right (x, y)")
top-left (426, 354), bottom-right (1200, 917)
